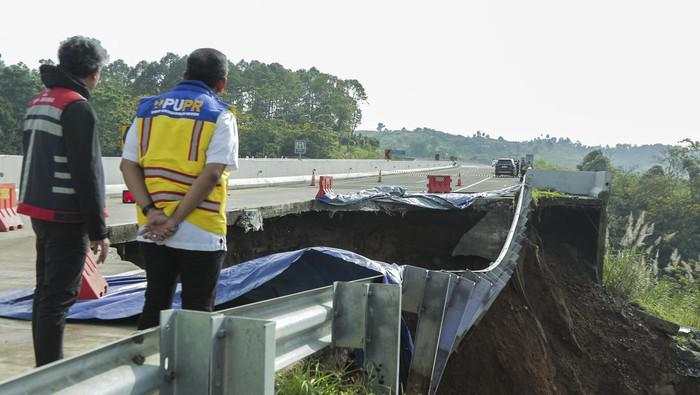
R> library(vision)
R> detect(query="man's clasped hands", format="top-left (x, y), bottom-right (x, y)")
top-left (139, 208), bottom-right (179, 242)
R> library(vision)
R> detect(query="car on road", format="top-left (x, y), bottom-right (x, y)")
top-left (494, 158), bottom-right (517, 177)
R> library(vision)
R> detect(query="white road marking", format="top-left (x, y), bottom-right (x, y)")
top-left (455, 176), bottom-right (492, 192)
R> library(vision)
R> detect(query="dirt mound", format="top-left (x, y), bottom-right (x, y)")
top-left (439, 207), bottom-right (699, 394)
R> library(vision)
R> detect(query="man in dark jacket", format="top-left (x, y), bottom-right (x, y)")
top-left (17, 36), bottom-right (110, 366)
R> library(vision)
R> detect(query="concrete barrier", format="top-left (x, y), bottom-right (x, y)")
top-left (0, 156), bottom-right (21, 186)
top-left (527, 170), bottom-right (611, 198)
top-left (1, 155), bottom-right (459, 195)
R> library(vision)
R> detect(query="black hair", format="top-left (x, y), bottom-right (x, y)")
top-left (185, 48), bottom-right (228, 89)
top-left (58, 36), bottom-right (109, 78)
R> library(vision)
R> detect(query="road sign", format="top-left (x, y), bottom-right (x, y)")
top-left (294, 140), bottom-right (307, 155)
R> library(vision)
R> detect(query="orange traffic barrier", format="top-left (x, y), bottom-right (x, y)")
top-left (427, 175), bottom-right (452, 193)
top-left (78, 251), bottom-right (109, 300)
top-left (315, 176), bottom-right (334, 199)
top-left (0, 183), bottom-right (23, 232)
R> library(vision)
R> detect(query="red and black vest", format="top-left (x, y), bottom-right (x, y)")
top-left (17, 88), bottom-right (87, 222)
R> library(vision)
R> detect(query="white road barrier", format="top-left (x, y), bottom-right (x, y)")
top-left (0, 155), bottom-right (467, 195)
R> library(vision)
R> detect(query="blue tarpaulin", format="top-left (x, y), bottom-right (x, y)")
top-left (316, 185), bottom-right (519, 209)
top-left (0, 247), bottom-right (401, 321)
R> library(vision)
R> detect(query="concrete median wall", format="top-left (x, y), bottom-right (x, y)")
top-left (1, 155), bottom-right (456, 190)
top-left (0, 156), bottom-right (22, 185)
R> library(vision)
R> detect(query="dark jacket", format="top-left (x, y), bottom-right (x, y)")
top-left (17, 65), bottom-right (107, 241)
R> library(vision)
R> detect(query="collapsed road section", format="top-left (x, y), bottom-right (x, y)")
top-left (0, 171), bottom-right (695, 394)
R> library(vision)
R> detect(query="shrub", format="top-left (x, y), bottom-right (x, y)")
top-left (603, 248), bottom-right (700, 328)
top-left (603, 249), bottom-right (653, 301)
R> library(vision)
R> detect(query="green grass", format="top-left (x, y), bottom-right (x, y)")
top-left (603, 249), bottom-right (700, 328)
top-left (275, 358), bottom-right (377, 395)
top-left (636, 279), bottom-right (700, 328)
top-left (532, 188), bottom-right (568, 205)
top-left (603, 249), bottom-right (654, 301)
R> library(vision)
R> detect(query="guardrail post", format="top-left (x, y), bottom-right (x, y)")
top-left (401, 266), bottom-right (428, 314)
top-left (215, 316), bottom-right (276, 395)
top-left (405, 271), bottom-right (452, 394)
top-left (454, 271), bottom-right (493, 342)
top-left (402, 266), bottom-right (487, 394)
top-left (160, 310), bottom-right (275, 395)
top-left (160, 310), bottom-right (218, 394)
top-left (429, 275), bottom-right (476, 394)
top-left (332, 282), bottom-right (402, 394)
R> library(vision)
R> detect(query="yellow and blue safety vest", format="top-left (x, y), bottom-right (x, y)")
top-left (135, 80), bottom-right (231, 235)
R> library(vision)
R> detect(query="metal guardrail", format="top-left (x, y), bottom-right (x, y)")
top-left (159, 279), bottom-right (402, 394)
top-left (0, 276), bottom-right (403, 395)
top-left (396, 170), bottom-right (610, 394)
top-left (0, 328), bottom-right (161, 394)
top-left (396, 180), bottom-right (531, 394)
top-left (0, 170), bottom-right (609, 395)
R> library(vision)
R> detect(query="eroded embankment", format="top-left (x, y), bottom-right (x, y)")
top-left (439, 201), bottom-right (697, 395)
top-left (114, 197), bottom-right (697, 393)
top-left (226, 207), bottom-right (498, 270)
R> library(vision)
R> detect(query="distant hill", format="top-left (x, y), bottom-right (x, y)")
top-left (357, 128), bottom-right (671, 171)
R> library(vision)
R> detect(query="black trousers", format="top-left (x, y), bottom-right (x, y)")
top-left (31, 219), bottom-right (88, 367)
top-left (137, 242), bottom-right (225, 330)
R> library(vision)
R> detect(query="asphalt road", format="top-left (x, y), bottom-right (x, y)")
top-left (104, 165), bottom-right (517, 225)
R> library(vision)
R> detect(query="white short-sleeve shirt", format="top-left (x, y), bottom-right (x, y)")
top-left (121, 111), bottom-right (238, 251)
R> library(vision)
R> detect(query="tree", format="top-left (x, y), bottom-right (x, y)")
top-left (645, 165), bottom-right (665, 178)
top-left (92, 81), bottom-right (137, 156)
top-left (578, 150), bottom-right (611, 171)
top-left (0, 62), bottom-right (41, 154)
top-left (377, 122), bottom-right (385, 132)
top-left (0, 54), bottom-right (378, 159)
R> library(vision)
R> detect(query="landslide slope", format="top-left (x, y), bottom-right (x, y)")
top-left (440, 206), bottom-right (698, 394)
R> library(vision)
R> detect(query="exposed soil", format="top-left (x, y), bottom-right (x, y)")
top-left (226, 207), bottom-right (498, 270)
top-left (438, 204), bottom-right (699, 395)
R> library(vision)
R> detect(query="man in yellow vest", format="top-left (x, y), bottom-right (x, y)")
top-left (119, 48), bottom-right (238, 329)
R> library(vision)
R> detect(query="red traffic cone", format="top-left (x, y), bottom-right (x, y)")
top-left (456, 172), bottom-right (463, 187)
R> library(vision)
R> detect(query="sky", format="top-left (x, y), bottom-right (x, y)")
top-left (1, 0), bottom-right (698, 146)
